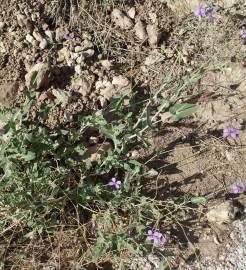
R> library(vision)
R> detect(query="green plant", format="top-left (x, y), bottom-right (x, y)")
top-left (0, 70), bottom-right (202, 268)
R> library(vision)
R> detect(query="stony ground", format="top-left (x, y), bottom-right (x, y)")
top-left (0, 0), bottom-right (246, 269)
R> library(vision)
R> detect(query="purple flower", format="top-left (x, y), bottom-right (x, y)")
top-left (0, 127), bottom-right (5, 134)
top-left (242, 32), bottom-right (246, 43)
top-left (63, 34), bottom-right (72, 41)
top-left (194, 3), bottom-right (215, 22)
top-left (232, 180), bottom-right (245, 194)
top-left (223, 127), bottom-right (240, 140)
top-left (146, 230), bottom-right (166, 248)
top-left (107, 177), bottom-right (121, 189)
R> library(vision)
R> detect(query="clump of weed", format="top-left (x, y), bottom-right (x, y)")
top-left (0, 70), bottom-right (204, 268)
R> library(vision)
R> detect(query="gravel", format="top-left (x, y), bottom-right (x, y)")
top-left (179, 218), bottom-right (246, 270)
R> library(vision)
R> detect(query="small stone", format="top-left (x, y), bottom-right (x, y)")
top-left (82, 49), bottom-right (95, 58)
top-left (75, 65), bottom-right (82, 75)
top-left (112, 75), bottom-right (130, 87)
top-left (111, 8), bottom-right (133, 30)
top-left (100, 59), bottom-right (112, 70)
top-left (33, 31), bottom-right (43, 42)
top-left (0, 22), bottom-right (5, 30)
top-left (45, 30), bottom-right (54, 41)
top-left (25, 62), bottom-right (52, 90)
top-left (76, 56), bottom-right (85, 64)
top-left (26, 34), bottom-right (34, 44)
top-left (134, 20), bottom-right (148, 40)
top-left (39, 39), bottom-right (48, 49)
top-left (81, 39), bottom-right (93, 50)
top-left (206, 201), bottom-right (239, 224)
top-left (75, 46), bottom-right (83, 53)
top-left (146, 24), bottom-right (161, 47)
top-left (0, 81), bottom-right (19, 108)
top-left (127, 7), bottom-right (136, 19)
top-left (0, 42), bottom-right (6, 53)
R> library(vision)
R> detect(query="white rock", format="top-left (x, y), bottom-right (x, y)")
top-left (127, 7), bottom-right (136, 19)
top-left (75, 46), bottom-right (83, 53)
top-left (75, 65), bottom-right (82, 75)
top-left (100, 60), bottom-right (112, 70)
top-left (57, 47), bottom-right (70, 63)
top-left (206, 201), bottom-right (237, 224)
top-left (25, 62), bottom-right (52, 90)
top-left (76, 56), bottom-right (85, 64)
top-left (16, 14), bottom-right (26, 27)
top-left (39, 39), bottom-right (48, 49)
top-left (33, 31), bottom-right (43, 42)
top-left (144, 49), bottom-right (163, 66)
top-left (81, 39), bottom-right (93, 50)
top-left (82, 49), bottom-right (95, 58)
top-left (45, 30), bottom-right (54, 41)
top-left (0, 42), bottom-right (6, 53)
top-left (0, 22), bottom-right (5, 30)
top-left (111, 8), bottom-right (133, 30)
top-left (112, 75), bottom-right (130, 87)
top-left (26, 34), bottom-right (34, 44)
top-left (134, 20), bottom-right (148, 40)
top-left (147, 24), bottom-right (160, 47)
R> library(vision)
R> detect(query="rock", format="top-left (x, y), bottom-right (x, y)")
top-left (52, 89), bottom-right (71, 107)
top-left (144, 49), bottom-right (163, 66)
top-left (45, 30), bottom-right (54, 41)
top-left (25, 62), bottom-right (52, 90)
top-left (100, 59), bottom-right (112, 70)
top-left (164, 0), bottom-right (203, 16)
top-left (111, 8), bottom-right (133, 30)
top-left (0, 22), bottom-right (5, 30)
top-left (81, 142), bottom-right (111, 162)
top-left (39, 39), bottom-right (48, 49)
top-left (74, 65), bottom-right (82, 75)
top-left (26, 34), bottom-right (34, 44)
top-left (112, 75), bottom-right (130, 88)
top-left (0, 81), bottom-right (19, 108)
top-left (134, 20), bottom-right (148, 40)
top-left (0, 42), bottom-right (6, 53)
top-left (76, 56), bottom-right (85, 64)
top-left (55, 27), bottom-right (67, 42)
top-left (146, 24), bottom-right (160, 47)
top-left (127, 7), bottom-right (136, 19)
top-left (32, 31), bottom-right (43, 42)
top-left (16, 14), bottom-right (26, 27)
top-left (75, 46), bottom-right (83, 53)
top-left (217, 0), bottom-right (238, 8)
top-left (57, 47), bottom-right (70, 63)
top-left (72, 77), bottom-right (93, 97)
top-left (81, 39), bottom-right (94, 50)
top-left (82, 49), bottom-right (95, 58)
top-left (206, 201), bottom-right (239, 224)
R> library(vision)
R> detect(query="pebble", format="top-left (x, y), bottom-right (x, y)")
top-left (39, 39), bottom-right (48, 49)
top-left (33, 31), bottom-right (43, 42)
top-left (111, 8), bottom-right (133, 30)
top-left (26, 34), bottom-right (34, 43)
top-left (45, 30), bottom-right (54, 41)
top-left (134, 20), bottom-right (148, 40)
top-left (127, 7), bottom-right (136, 19)
top-left (0, 22), bottom-right (5, 30)
top-left (82, 49), bottom-right (95, 58)
top-left (75, 65), bottom-right (82, 75)
top-left (75, 46), bottom-right (83, 53)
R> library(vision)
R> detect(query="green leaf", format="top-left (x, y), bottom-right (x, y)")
top-left (169, 103), bottom-right (197, 121)
top-left (157, 98), bottom-right (170, 113)
top-left (30, 71), bottom-right (38, 88)
top-left (147, 168), bottom-right (158, 177)
top-left (190, 196), bottom-right (207, 205)
top-left (146, 105), bottom-right (152, 128)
